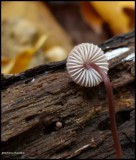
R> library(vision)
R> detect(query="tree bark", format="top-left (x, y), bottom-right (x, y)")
top-left (1, 31), bottom-right (135, 159)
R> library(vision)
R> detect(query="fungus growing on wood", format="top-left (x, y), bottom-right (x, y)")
top-left (66, 43), bottom-right (123, 159)
top-left (56, 121), bottom-right (63, 129)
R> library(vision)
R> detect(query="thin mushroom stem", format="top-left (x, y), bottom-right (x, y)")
top-left (85, 62), bottom-right (123, 159)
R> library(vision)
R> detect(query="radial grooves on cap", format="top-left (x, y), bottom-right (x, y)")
top-left (66, 43), bottom-right (109, 87)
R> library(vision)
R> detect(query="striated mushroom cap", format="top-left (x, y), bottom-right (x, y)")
top-left (66, 43), bottom-right (109, 87)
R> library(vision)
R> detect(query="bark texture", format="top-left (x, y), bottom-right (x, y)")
top-left (1, 31), bottom-right (135, 159)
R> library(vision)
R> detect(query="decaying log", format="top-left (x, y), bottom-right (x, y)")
top-left (1, 31), bottom-right (135, 159)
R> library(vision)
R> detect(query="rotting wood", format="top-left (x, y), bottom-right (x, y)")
top-left (1, 31), bottom-right (135, 159)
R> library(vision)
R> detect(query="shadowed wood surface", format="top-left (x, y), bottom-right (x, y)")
top-left (1, 31), bottom-right (135, 159)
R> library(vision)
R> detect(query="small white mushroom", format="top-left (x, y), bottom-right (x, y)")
top-left (66, 43), bottom-right (123, 159)
top-left (56, 121), bottom-right (63, 129)
top-left (66, 43), bottom-right (109, 87)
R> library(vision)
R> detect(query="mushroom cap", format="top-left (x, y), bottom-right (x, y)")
top-left (66, 43), bottom-right (109, 87)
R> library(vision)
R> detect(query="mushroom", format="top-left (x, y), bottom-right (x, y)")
top-left (56, 121), bottom-right (63, 129)
top-left (66, 43), bottom-right (123, 159)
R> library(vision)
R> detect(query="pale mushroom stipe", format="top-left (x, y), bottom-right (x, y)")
top-left (66, 43), bottom-right (123, 159)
